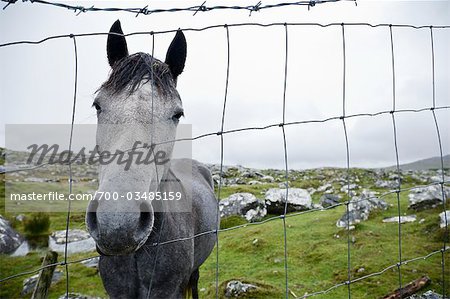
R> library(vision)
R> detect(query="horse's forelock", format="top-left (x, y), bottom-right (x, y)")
top-left (100, 52), bottom-right (177, 97)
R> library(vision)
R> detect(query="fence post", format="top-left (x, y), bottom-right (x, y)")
top-left (31, 251), bottom-right (58, 299)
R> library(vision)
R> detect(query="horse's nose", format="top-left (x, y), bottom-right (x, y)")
top-left (85, 198), bottom-right (154, 255)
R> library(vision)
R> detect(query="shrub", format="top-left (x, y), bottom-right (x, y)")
top-left (23, 212), bottom-right (50, 236)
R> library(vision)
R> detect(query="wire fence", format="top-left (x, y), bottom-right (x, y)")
top-left (0, 20), bottom-right (449, 299)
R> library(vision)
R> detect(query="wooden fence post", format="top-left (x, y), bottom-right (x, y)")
top-left (31, 251), bottom-right (59, 299)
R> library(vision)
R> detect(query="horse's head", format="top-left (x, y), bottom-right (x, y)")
top-left (86, 20), bottom-right (186, 255)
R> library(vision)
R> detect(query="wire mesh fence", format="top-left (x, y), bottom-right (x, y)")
top-left (0, 18), bottom-right (449, 299)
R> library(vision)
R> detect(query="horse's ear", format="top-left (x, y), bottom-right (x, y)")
top-left (107, 20), bottom-right (129, 67)
top-left (165, 30), bottom-right (187, 81)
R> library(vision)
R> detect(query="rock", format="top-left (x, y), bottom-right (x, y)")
top-left (57, 293), bottom-right (102, 299)
top-left (219, 193), bottom-right (267, 222)
top-left (80, 256), bottom-right (100, 268)
top-left (51, 229), bottom-right (91, 244)
top-left (383, 215), bottom-right (417, 223)
top-left (319, 194), bottom-right (341, 208)
top-left (408, 185), bottom-right (450, 211)
top-left (261, 175), bottom-right (274, 183)
top-left (307, 187), bottom-right (316, 195)
top-left (375, 179), bottom-right (399, 189)
top-left (439, 210), bottom-right (449, 228)
top-left (22, 269), bottom-right (63, 295)
top-left (265, 188), bottom-right (312, 214)
top-left (23, 177), bottom-right (48, 183)
top-left (248, 180), bottom-right (262, 185)
top-left (0, 215), bottom-right (23, 254)
top-left (317, 183), bottom-right (333, 192)
top-left (15, 214), bottom-right (25, 222)
top-left (407, 290), bottom-right (444, 299)
top-left (336, 191), bottom-right (388, 228)
top-left (225, 280), bottom-right (257, 297)
top-left (340, 183), bottom-right (359, 193)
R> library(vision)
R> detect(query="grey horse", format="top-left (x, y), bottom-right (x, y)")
top-left (85, 20), bottom-right (218, 298)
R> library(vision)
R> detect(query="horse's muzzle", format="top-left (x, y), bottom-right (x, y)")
top-left (86, 198), bottom-right (154, 256)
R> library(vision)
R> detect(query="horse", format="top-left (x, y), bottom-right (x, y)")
top-left (85, 20), bottom-right (218, 298)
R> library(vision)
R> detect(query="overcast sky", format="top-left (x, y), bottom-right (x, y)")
top-left (1, 0), bottom-right (449, 170)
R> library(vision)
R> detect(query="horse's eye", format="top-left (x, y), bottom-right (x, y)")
top-left (93, 103), bottom-right (101, 113)
top-left (172, 111), bottom-right (184, 121)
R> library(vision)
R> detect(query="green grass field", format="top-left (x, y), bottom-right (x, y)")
top-left (0, 168), bottom-right (448, 298)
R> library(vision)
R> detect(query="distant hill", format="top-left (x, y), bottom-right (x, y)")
top-left (385, 155), bottom-right (450, 171)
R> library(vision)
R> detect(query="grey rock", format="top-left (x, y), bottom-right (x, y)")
top-left (383, 215), bottom-right (417, 223)
top-left (317, 183), bottom-right (333, 192)
top-left (337, 190), bottom-right (388, 228)
top-left (22, 269), bottom-right (63, 295)
top-left (225, 280), bottom-right (257, 297)
top-left (15, 214), bottom-right (25, 222)
top-left (265, 188), bottom-right (312, 214)
top-left (219, 193), bottom-right (267, 222)
top-left (375, 179), bottom-right (399, 189)
top-left (260, 175), bottom-right (274, 183)
top-left (320, 194), bottom-right (341, 208)
top-left (248, 180), bottom-right (262, 185)
top-left (408, 185), bottom-right (450, 211)
top-left (407, 290), bottom-right (443, 299)
top-left (23, 177), bottom-right (48, 183)
top-left (439, 210), bottom-right (449, 228)
top-left (0, 215), bottom-right (23, 254)
top-left (51, 229), bottom-right (91, 244)
top-left (340, 184), bottom-right (359, 193)
top-left (80, 256), bottom-right (100, 268)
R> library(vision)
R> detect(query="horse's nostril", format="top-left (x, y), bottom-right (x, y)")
top-left (139, 202), bottom-right (152, 228)
top-left (86, 200), bottom-right (99, 239)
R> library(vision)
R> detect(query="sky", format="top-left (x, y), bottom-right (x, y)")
top-left (0, 0), bottom-right (449, 170)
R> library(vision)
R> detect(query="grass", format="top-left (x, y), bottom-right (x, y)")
top-left (0, 169), bottom-right (449, 298)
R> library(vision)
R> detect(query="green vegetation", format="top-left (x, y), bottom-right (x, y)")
top-left (0, 165), bottom-right (448, 298)
top-left (23, 213), bottom-right (51, 236)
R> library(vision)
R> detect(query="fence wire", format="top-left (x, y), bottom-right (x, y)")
top-left (1, 0), bottom-right (357, 16)
top-left (0, 22), bottom-right (449, 299)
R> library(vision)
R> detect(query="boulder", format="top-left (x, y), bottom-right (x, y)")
top-left (383, 215), bottom-right (417, 224)
top-left (0, 215), bottom-right (23, 254)
top-left (219, 193), bottom-right (267, 222)
top-left (336, 190), bottom-right (388, 228)
top-left (439, 210), bottom-right (449, 228)
top-left (375, 179), bottom-right (399, 189)
top-left (340, 184), bottom-right (359, 193)
top-left (51, 229), bottom-right (91, 244)
top-left (317, 183), bottom-right (333, 193)
top-left (265, 188), bottom-right (312, 214)
top-left (407, 290), bottom-right (444, 299)
top-left (80, 256), bottom-right (100, 268)
top-left (225, 280), bottom-right (257, 297)
top-left (319, 194), bottom-right (341, 208)
top-left (408, 185), bottom-right (450, 211)
top-left (260, 175), bottom-right (274, 183)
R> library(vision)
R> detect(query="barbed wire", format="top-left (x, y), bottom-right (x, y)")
top-left (1, 0), bottom-right (357, 16)
top-left (0, 21), bottom-right (449, 299)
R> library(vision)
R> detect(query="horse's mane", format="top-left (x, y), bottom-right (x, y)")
top-left (100, 52), bottom-right (177, 96)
